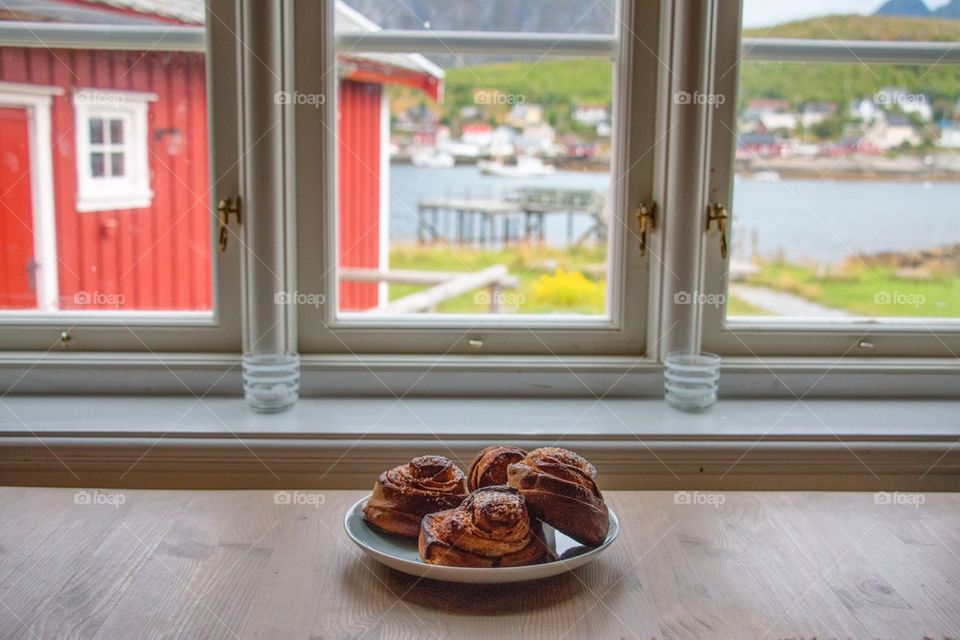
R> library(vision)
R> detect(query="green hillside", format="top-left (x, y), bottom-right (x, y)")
top-left (427, 14), bottom-right (960, 128)
top-left (742, 13), bottom-right (960, 40)
top-left (740, 15), bottom-right (960, 117)
top-left (441, 57), bottom-right (613, 132)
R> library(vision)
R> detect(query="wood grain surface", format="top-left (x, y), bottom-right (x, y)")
top-left (0, 488), bottom-right (958, 639)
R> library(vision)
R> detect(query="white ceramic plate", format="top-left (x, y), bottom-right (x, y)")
top-left (343, 495), bottom-right (619, 584)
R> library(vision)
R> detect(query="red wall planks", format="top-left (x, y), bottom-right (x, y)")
top-left (1, 49), bottom-right (394, 315)
top-left (337, 80), bottom-right (382, 312)
top-left (0, 47), bottom-right (212, 311)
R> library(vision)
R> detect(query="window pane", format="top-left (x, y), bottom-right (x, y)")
top-left (90, 152), bottom-right (105, 177)
top-left (336, 0), bottom-right (616, 34)
top-left (334, 52), bottom-right (614, 316)
top-left (727, 2), bottom-right (960, 321)
top-left (110, 152), bottom-right (125, 177)
top-left (0, 5), bottom-right (212, 312)
top-left (89, 118), bottom-right (104, 144)
top-left (109, 118), bottom-right (124, 144)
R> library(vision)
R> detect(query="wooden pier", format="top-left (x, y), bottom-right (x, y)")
top-left (417, 187), bottom-right (608, 248)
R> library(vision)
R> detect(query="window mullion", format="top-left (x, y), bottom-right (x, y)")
top-left (659, 0), bottom-right (716, 357)
top-left (238, 0), bottom-right (296, 357)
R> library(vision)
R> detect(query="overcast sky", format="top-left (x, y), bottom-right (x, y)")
top-left (742, 0), bottom-right (953, 28)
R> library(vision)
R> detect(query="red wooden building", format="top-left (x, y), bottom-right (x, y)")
top-left (0, 0), bottom-right (442, 312)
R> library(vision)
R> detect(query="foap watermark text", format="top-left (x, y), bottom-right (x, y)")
top-left (874, 491), bottom-right (925, 508)
top-left (674, 491), bottom-right (726, 507)
top-left (674, 291), bottom-right (725, 308)
top-left (275, 291), bottom-right (325, 308)
top-left (674, 90), bottom-right (725, 108)
top-left (274, 91), bottom-right (326, 107)
top-left (74, 490), bottom-right (126, 508)
top-left (274, 491), bottom-right (326, 507)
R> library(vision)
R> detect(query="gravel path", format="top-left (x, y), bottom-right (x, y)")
top-left (729, 284), bottom-right (850, 317)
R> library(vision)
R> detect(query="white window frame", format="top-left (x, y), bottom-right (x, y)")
top-left (0, 0), bottom-right (242, 355)
top-left (73, 90), bottom-right (155, 212)
top-left (699, 0), bottom-right (960, 360)
top-left (2, 0), bottom-right (957, 397)
top-left (293, 0), bottom-right (666, 357)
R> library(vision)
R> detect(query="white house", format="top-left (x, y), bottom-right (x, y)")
top-left (517, 123), bottom-right (556, 154)
top-left (850, 98), bottom-right (884, 123)
top-left (801, 102), bottom-right (836, 128)
top-left (573, 103), bottom-right (609, 126)
top-left (758, 111), bottom-right (798, 132)
top-left (506, 103), bottom-right (544, 128)
top-left (939, 122), bottom-right (960, 149)
top-left (864, 114), bottom-right (922, 150)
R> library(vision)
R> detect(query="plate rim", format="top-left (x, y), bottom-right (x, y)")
top-left (343, 494), bottom-right (619, 577)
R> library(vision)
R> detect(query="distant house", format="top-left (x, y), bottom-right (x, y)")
top-left (864, 114), bottom-right (922, 150)
top-left (736, 133), bottom-right (784, 159)
top-left (822, 136), bottom-right (882, 156)
top-left (939, 121), bottom-right (960, 149)
top-left (573, 103), bottom-right (609, 126)
top-left (489, 126), bottom-right (517, 156)
top-left (560, 134), bottom-right (596, 159)
top-left (758, 112), bottom-right (798, 132)
top-left (743, 98), bottom-right (791, 116)
top-left (517, 123), bottom-right (557, 155)
top-left (801, 102), bottom-right (836, 128)
top-left (742, 98), bottom-right (797, 133)
top-left (506, 104), bottom-right (544, 128)
top-left (461, 123), bottom-right (494, 146)
top-left (849, 98), bottom-right (884, 123)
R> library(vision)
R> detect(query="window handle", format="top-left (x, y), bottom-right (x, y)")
top-left (706, 202), bottom-right (729, 259)
top-left (217, 196), bottom-right (242, 251)
top-left (636, 201), bottom-right (656, 257)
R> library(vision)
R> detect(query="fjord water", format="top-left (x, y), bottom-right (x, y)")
top-left (388, 164), bottom-right (960, 264)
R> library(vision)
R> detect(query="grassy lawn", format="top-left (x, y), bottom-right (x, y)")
top-left (746, 261), bottom-right (960, 318)
top-left (383, 247), bottom-right (959, 318)
top-left (388, 244), bottom-right (606, 314)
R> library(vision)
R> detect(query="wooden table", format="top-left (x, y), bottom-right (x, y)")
top-left (1, 488), bottom-right (958, 639)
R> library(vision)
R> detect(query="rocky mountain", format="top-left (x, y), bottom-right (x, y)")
top-left (875, 0), bottom-right (934, 17)
top-left (341, 0), bottom-right (615, 33)
top-left (934, 0), bottom-right (960, 17)
top-left (874, 0), bottom-right (960, 18)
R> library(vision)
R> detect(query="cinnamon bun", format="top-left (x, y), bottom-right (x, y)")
top-left (363, 455), bottom-right (468, 538)
top-left (507, 447), bottom-right (609, 547)
top-left (419, 485), bottom-right (555, 567)
top-left (467, 444), bottom-right (527, 491)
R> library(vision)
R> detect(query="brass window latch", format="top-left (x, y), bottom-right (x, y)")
top-left (706, 201), bottom-right (729, 259)
top-left (636, 201), bottom-right (656, 256)
top-left (217, 196), bottom-right (242, 252)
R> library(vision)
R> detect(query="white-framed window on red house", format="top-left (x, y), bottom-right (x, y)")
top-left (73, 90), bottom-right (155, 213)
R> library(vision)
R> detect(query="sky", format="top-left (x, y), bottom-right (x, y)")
top-left (742, 0), bottom-right (953, 28)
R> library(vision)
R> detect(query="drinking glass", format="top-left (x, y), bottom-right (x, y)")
top-left (242, 352), bottom-right (300, 413)
top-left (664, 351), bottom-right (720, 412)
